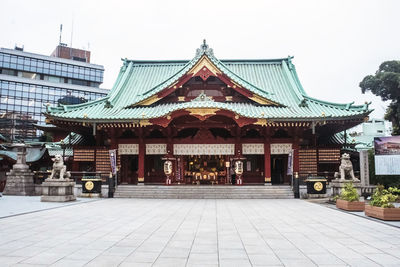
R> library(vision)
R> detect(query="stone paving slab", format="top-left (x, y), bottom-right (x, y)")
top-left (0, 195), bottom-right (97, 218)
top-left (0, 199), bottom-right (399, 266)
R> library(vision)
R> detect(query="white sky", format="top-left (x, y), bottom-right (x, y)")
top-left (1, 0), bottom-right (398, 120)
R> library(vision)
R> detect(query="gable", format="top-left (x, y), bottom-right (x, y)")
top-left (131, 53), bottom-right (280, 107)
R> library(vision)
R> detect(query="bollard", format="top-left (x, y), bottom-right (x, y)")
top-left (108, 172), bottom-right (114, 198)
top-left (294, 172), bottom-right (300, 198)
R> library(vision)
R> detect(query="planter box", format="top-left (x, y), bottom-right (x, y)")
top-left (365, 204), bottom-right (400, 221)
top-left (336, 199), bottom-right (365, 211)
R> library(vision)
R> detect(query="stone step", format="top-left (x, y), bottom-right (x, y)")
top-left (114, 185), bottom-right (294, 199)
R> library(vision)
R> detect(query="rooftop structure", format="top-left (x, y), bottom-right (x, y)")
top-left (0, 45), bottom-right (108, 141)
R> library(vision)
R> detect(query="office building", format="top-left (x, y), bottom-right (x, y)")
top-left (0, 45), bottom-right (108, 141)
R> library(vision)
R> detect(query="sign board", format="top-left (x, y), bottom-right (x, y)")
top-left (374, 136), bottom-right (400, 175)
top-left (287, 150), bottom-right (293, 175)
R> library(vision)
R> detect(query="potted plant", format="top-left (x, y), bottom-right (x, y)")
top-left (336, 182), bottom-right (365, 211)
top-left (365, 185), bottom-right (400, 221)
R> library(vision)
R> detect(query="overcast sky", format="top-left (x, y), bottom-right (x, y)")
top-left (1, 0), bottom-right (398, 120)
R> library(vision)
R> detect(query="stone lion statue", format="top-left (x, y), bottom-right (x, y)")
top-left (334, 153), bottom-right (359, 181)
top-left (49, 155), bottom-right (71, 180)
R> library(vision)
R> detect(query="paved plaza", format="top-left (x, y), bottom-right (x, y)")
top-left (1, 198), bottom-right (400, 267)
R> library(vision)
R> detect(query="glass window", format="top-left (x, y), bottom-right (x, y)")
top-left (44, 61), bottom-right (50, 69)
top-left (37, 60), bottom-right (43, 68)
top-left (50, 62), bottom-right (55, 70)
top-left (23, 57), bottom-right (30, 66)
top-left (3, 54), bottom-right (10, 62)
top-left (17, 57), bottom-right (24, 64)
top-left (9, 82), bottom-right (15, 90)
top-left (15, 83), bottom-right (22, 91)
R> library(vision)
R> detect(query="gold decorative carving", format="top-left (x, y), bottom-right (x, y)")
top-left (314, 182), bottom-right (323, 191)
top-left (254, 119), bottom-right (268, 126)
top-left (139, 119), bottom-right (152, 127)
top-left (188, 55), bottom-right (221, 76)
top-left (138, 177), bottom-right (144, 182)
top-left (134, 95), bottom-right (161, 106)
top-left (85, 181), bottom-right (94, 191)
top-left (225, 96), bottom-right (233, 101)
top-left (249, 94), bottom-right (278, 106)
top-left (178, 96), bottom-right (185, 102)
top-left (186, 108), bottom-right (219, 117)
top-left (265, 177), bottom-right (271, 183)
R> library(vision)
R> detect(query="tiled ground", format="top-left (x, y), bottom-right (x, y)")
top-left (0, 198), bottom-right (399, 266)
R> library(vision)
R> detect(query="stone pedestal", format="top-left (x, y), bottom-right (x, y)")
top-left (331, 179), bottom-right (362, 196)
top-left (4, 143), bottom-right (35, 196)
top-left (41, 179), bottom-right (76, 202)
top-left (4, 171), bottom-right (35, 196)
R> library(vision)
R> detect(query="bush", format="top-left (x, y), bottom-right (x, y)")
top-left (339, 182), bottom-right (360, 202)
top-left (370, 185), bottom-right (398, 208)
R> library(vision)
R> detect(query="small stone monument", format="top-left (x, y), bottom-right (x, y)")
top-left (331, 153), bottom-right (362, 196)
top-left (41, 154), bottom-right (76, 202)
top-left (4, 143), bottom-right (35, 196)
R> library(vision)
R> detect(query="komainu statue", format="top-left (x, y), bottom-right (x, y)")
top-left (334, 153), bottom-right (359, 181)
top-left (49, 155), bottom-right (71, 180)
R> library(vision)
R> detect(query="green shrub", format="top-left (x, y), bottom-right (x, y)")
top-left (388, 187), bottom-right (400, 196)
top-left (370, 185), bottom-right (398, 208)
top-left (339, 182), bottom-right (360, 202)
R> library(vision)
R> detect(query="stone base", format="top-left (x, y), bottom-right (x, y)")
top-left (81, 193), bottom-right (101, 198)
top-left (307, 193), bottom-right (329, 199)
top-left (41, 179), bottom-right (76, 202)
top-left (331, 179), bottom-right (361, 196)
top-left (4, 170), bottom-right (36, 196)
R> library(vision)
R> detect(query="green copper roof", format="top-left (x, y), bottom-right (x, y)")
top-left (46, 42), bottom-right (371, 122)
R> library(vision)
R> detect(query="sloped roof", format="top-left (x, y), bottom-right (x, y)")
top-left (0, 147), bottom-right (47, 162)
top-left (46, 42), bottom-right (371, 122)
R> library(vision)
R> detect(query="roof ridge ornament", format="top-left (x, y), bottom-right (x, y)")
top-left (196, 39), bottom-right (214, 57)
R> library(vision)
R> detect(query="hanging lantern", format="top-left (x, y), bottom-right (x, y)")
top-left (164, 160), bottom-right (173, 175)
top-left (234, 160), bottom-right (243, 175)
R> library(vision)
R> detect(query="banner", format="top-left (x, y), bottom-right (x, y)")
top-left (287, 149), bottom-right (293, 175)
top-left (374, 136), bottom-right (400, 175)
top-left (109, 149), bottom-right (117, 175)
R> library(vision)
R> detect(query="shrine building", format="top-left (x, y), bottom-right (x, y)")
top-left (44, 41), bottom-right (371, 185)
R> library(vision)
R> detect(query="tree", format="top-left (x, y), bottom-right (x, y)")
top-left (359, 60), bottom-right (400, 135)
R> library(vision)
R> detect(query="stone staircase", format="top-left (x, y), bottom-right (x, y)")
top-left (114, 185), bottom-right (294, 199)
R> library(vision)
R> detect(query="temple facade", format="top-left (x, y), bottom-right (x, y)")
top-left (45, 41), bottom-right (371, 185)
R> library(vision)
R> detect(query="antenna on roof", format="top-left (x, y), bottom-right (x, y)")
top-left (59, 24), bottom-right (63, 45)
top-left (70, 17), bottom-right (74, 49)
